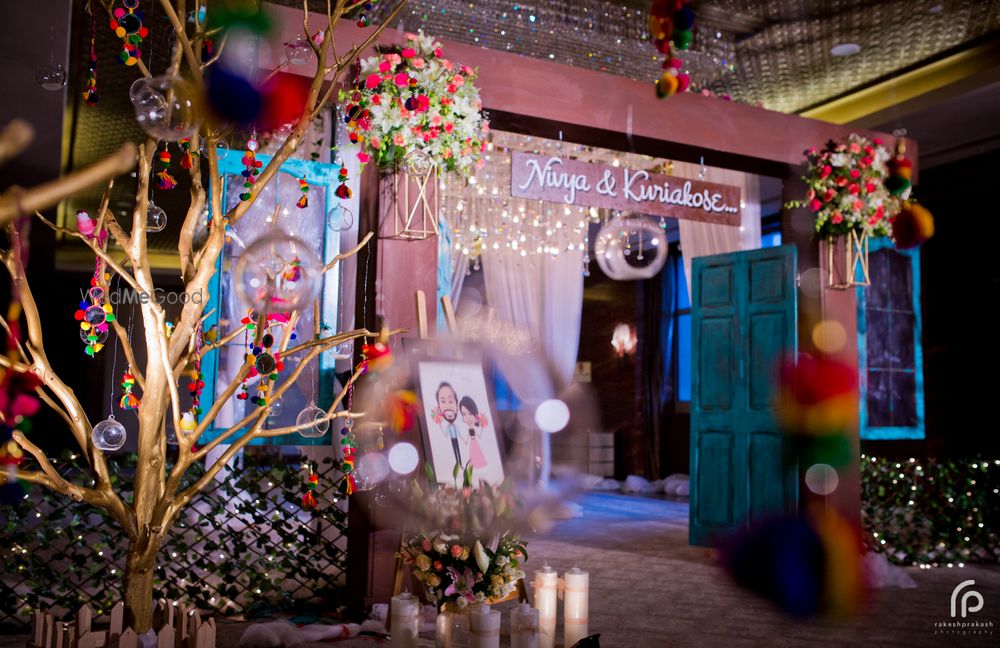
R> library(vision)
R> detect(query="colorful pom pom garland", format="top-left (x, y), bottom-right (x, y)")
top-left (109, 0), bottom-right (148, 67)
top-left (650, 0), bottom-right (694, 98)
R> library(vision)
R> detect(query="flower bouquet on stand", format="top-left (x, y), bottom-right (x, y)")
top-left (398, 465), bottom-right (527, 611)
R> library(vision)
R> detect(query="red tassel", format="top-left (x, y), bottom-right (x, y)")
top-left (181, 152), bottom-right (193, 170)
top-left (296, 195), bottom-right (308, 209)
top-left (301, 491), bottom-right (317, 509)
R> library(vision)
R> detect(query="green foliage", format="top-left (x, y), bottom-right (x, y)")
top-left (861, 455), bottom-right (1000, 565)
top-left (0, 450), bottom-right (348, 628)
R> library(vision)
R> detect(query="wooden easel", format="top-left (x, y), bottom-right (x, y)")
top-left (391, 291), bottom-right (529, 606)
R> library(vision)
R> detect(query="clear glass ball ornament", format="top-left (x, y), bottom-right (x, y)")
top-left (235, 233), bottom-right (322, 314)
top-left (132, 75), bottom-right (201, 141)
top-left (165, 422), bottom-right (178, 445)
top-left (336, 338), bottom-right (355, 356)
top-left (326, 204), bottom-right (355, 232)
top-left (593, 215), bottom-right (669, 280)
top-left (80, 326), bottom-right (108, 345)
top-left (284, 37), bottom-right (311, 65)
top-left (267, 396), bottom-right (283, 418)
top-left (147, 201), bottom-right (167, 233)
top-left (35, 63), bottom-right (67, 91)
top-left (296, 401), bottom-right (330, 438)
top-left (200, 137), bottom-right (230, 161)
top-left (92, 416), bottom-right (126, 452)
top-left (353, 451), bottom-right (391, 491)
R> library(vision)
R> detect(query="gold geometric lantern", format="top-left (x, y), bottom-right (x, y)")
top-left (381, 167), bottom-right (439, 241)
top-left (826, 229), bottom-right (870, 289)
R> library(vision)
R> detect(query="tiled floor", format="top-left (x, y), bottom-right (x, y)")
top-left (4, 492), bottom-right (997, 647)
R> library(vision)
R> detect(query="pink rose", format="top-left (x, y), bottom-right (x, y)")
top-left (848, 183), bottom-right (860, 195)
top-left (862, 156), bottom-right (873, 166)
top-left (873, 138), bottom-right (883, 145)
top-left (371, 94), bottom-right (381, 105)
top-left (395, 72), bottom-right (410, 86)
top-left (440, 59), bottom-right (453, 71)
top-left (851, 199), bottom-right (863, 212)
top-left (417, 94), bottom-right (430, 112)
top-left (823, 189), bottom-right (836, 202)
top-left (451, 74), bottom-right (465, 87)
top-left (357, 151), bottom-right (371, 164)
top-left (434, 48), bottom-right (443, 57)
top-left (379, 60), bottom-right (392, 73)
top-left (875, 205), bottom-right (884, 219)
top-left (849, 169), bottom-right (861, 179)
top-left (835, 176), bottom-right (848, 187)
top-left (431, 115), bottom-right (442, 126)
top-left (411, 57), bottom-right (425, 69)
top-left (809, 199), bottom-right (822, 211)
top-left (401, 47), bottom-right (416, 59)
top-left (820, 165), bottom-right (832, 179)
top-left (387, 53), bottom-right (402, 66)
top-left (444, 122), bottom-right (454, 133)
top-left (394, 133), bottom-right (405, 146)
top-left (370, 137), bottom-right (381, 150)
top-left (849, 142), bottom-right (862, 154)
top-left (365, 74), bottom-right (382, 90)
top-left (421, 538), bottom-right (432, 552)
top-left (403, 32), bottom-right (418, 41)
top-left (450, 545), bottom-right (463, 558)
top-left (447, 84), bottom-right (456, 94)
top-left (806, 189), bottom-right (815, 200)
top-left (462, 65), bottom-right (474, 75)
top-left (865, 182), bottom-right (876, 194)
top-left (832, 211), bottom-right (843, 224)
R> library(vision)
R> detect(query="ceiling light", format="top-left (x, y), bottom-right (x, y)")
top-left (831, 43), bottom-right (862, 57)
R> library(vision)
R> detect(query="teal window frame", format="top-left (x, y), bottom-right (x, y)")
top-left (857, 238), bottom-right (926, 440)
top-left (199, 152), bottom-right (348, 445)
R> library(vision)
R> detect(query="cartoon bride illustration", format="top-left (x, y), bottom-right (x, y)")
top-left (459, 396), bottom-right (488, 470)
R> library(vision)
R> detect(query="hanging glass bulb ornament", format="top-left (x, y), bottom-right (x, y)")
top-left (146, 201), bottom-right (167, 232)
top-left (132, 75), bottom-right (201, 141)
top-left (165, 422), bottom-right (178, 445)
top-left (80, 325), bottom-right (109, 346)
top-left (353, 451), bottom-right (391, 491)
top-left (267, 396), bottom-right (284, 418)
top-left (326, 204), bottom-right (355, 232)
top-left (235, 233), bottom-right (322, 313)
top-left (296, 401), bottom-right (330, 438)
top-left (284, 37), bottom-right (311, 65)
top-left (200, 137), bottom-right (230, 161)
top-left (35, 62), bottom-right (67, 91)
top-left (92, 416), bottom-right (127, 452)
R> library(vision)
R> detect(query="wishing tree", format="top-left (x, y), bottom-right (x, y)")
top-left (0, 0), bottom-right (405, 630)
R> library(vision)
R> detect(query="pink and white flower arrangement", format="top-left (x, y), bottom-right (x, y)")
top-left (795, 134), bottom-right (898, 239)
top-left (398, 474), bottom-right (526, 608)
top-left (339, 30), bottom-right (489, 176)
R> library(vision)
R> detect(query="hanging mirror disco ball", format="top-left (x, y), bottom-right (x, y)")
top-left (593, 215), bottom-right (669, 280)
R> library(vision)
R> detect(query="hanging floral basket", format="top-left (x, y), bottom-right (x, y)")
top-left (789, 133), bottom-right (899, 290)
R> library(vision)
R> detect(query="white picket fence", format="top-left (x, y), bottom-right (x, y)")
top-left (28, 600), bottom-right (215, 648)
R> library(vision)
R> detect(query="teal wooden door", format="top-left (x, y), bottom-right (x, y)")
top-left (689, 245), bottom-right (798, 546)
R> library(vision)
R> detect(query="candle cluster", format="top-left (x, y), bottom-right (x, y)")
top-left (533, 564), bottom-right (590, 648)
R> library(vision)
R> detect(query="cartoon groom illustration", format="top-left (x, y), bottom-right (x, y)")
top-left (435, 382), bottom-right (463, 467)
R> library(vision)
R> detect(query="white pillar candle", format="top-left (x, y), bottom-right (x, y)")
top-left (435, 610), bottom-right (453, 648)
top-left (511, 602), bottom-right (540, 648)
top-left (390, 592), bottom-right (420, 648)
top-left (533, 565), bottom-right (559, 648)
top-left (468, 604), bottom-right (501, 648)
top-left (563, 567), bottom-right (589, 647)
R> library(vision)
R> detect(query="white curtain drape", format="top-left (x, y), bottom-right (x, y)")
top-left (672, 162), bottom-right (763, 301)
top-left (481, 247), bottom-right (584, 386)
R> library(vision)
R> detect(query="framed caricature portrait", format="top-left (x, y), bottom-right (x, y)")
top-left (410, 352), bottom-right (506, 487)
